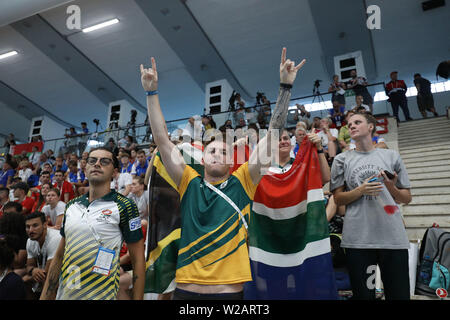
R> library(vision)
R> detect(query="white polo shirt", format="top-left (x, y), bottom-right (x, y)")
top-left (56, 191), bottom-right (142, 300)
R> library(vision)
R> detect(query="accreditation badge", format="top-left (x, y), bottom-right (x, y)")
top-left (92, 247), bottom-right (116, 277)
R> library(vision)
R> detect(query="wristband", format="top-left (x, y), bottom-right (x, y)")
top-left (280, 83), bottom-right (293, 89)
top-left (146, 90), bottom-right (159, 96)
top-left (317, 149), bottom-right (324, 154)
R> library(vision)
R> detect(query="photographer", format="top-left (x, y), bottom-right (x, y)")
top-left (328, 75), bottom-right (347, 107)
top-left (346, 70), bottom-right (373, 112)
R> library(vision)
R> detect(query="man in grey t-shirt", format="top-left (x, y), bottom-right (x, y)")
top-left (330, 112), bottom-right (412, 300)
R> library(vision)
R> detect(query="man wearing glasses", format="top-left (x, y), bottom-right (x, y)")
top-left (40, 147), bottom-right (145, 300)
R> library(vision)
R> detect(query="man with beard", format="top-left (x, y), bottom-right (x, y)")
top-left (40, 147), bottom-right (145, 300)
top-left (23, 211), bottom-right (61, 299)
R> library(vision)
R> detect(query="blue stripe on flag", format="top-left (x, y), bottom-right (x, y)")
top-left (244, 252), bottom-right (338, 300)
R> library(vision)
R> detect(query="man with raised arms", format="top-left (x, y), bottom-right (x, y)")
top-left (140, 48), bottom-right (305, 300)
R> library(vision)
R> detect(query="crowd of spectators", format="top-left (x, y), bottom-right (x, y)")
top-left (0, 127), bottom-right (155, 299)
top-left (0, 65), bottom-right (443, 300)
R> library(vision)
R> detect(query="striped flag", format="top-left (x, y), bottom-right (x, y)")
top-left (244, 139), bottom-right (338, 299)
top-left (144, 143), bottom-right (203, 294)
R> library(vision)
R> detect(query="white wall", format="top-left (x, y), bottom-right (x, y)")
top-left (0, 102), bottom-right (31, 142)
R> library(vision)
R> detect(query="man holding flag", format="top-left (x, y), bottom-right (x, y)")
top-left (140, 48), bottom-right (305, 299)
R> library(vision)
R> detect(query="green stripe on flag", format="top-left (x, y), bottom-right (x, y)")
top-left (249, 201), bottom-right (329, 254)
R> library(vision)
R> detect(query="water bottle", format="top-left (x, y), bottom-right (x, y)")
top-left (418, 255), bottom-right (433, 285)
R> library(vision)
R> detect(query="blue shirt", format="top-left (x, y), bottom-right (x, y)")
top-left (132, 161), bottom-right (148, 177)
top-left (121, 162), bottom-right (134, 174)
top-left (0, 169), bottom-right (15, 187)
top-left (329, 107), bottom-right (346, 127)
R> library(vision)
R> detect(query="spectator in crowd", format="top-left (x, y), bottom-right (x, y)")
top-left (317, 118), bottom-right (338, 160)
top-left (346, 70), bottom-right (373, 112)
top-left (331, 112), bottom-right (412, 300)
top-left (67, 160), bottom-right (85, 196)
top-left (328, 74), bottom-right (347, 107)
top-left (0, 235), bottom-right (26, 300)
top-left (120, 152), bottom-right (134, 174)
top-left (0, 159), bottom-right (16, 188)
top-left (34, 153), bottom-right (50, 174)
top-left (28, 146), bottom-right (42, 169)
top-left (0, 187), bottom-right (9, 217)
top-left (219, 119), bottom-right (233, 132)
top-left (329, 100), bottom-right (346, 129)
top-left (3, 133), bottom-right (16, 150)
top-left (124, 135), bottom-right (138, 153)
top-left (31, 182), bottom-right (52, 213)
top-left (128, 175), bottom-right (149, 221)
top-left (78, 122), bottom-right (90, 156)
top-left (0, 206), bottom-right (28, 276)
top-left (106, 138), bottom-right (120, 156)
top-left (413, 73), bottom-right (439, 118)
top-left (286, 104), bottom-right (311, 129)
top-left (291, 122), bottom-right (308, 157)
top-left (311, 116), bottom-right (321, 130)
top-left (351, 94), bottom-right (370, 113)
top-left (12, 182), bottom-right (35, 215)
top-left (41, 147), bottom-right (145, 300)
top-left (385, 71), bottom-right (413, 123)
top-left (53, 156), bottom-right (66, 175)
top-left (338, 110), bottom-right (356, 152)
top-left (41, 188), bottom-right (65, 229)
top-left (53, 170), bottom-right (74, 203)
top-left (64, 127), bottom-right (79, 156)
top-left (131, 150), bottom-right (149, 178)
top-left (372, 132), bottom-right (388, 149)
top-left (23, 211), bottom-right (62, 299)
top-left (44, 150), bottom-right (55, 165)
top-left (18, 159), bottom-right (33, 185)
top-left (202, 115), bottom-right (215, 131)
top-left (259, 94), bottom-right (272, 125)
top-left (111, 166), bottom-right (132, 196)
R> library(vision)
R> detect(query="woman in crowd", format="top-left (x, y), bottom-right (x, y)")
top-left (330, 112), bottom-right (412, 300)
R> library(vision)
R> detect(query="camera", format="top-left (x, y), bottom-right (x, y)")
top-left (93, 119), bottom-right (100, 125)
top-left (314, 79), bottom-right (322, 88)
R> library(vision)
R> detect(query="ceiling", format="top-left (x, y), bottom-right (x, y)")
top-left (0, 0), bottom-right (449, 139)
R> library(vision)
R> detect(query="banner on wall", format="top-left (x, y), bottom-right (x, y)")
top-left (10, 141), bottom-right (44, 156)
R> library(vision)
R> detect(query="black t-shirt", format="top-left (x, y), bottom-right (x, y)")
top-left (414, 77), bottom-right (432, 95)
top-left (0, 272), bottom-right (26, 300)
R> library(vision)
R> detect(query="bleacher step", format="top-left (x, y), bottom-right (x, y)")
top-left (410, 178), bottom-right (450, 188)
top-left (397, 129), bottom-right (450, 141)
top-left (405, 159), bottom-right (450, 168)
top-left (410, 186), bottom-right (450, 196)
top-left (401, 149), bottom-right (450, 160)
top-left (399, 145), bottom-right (450, 155)
top-left (399, 141), bottom-right (450, 152)
top-left (402, 203), bottom-right (450, 215)
top-left (407, 165), bottom-right (450, 174)
top-left (407, 171), bottom-right (450, 180)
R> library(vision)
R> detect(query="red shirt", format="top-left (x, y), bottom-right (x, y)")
top-left (16, 197), bottom-right (35, 215)
top-left (57, 181), bottom-right (75, 202)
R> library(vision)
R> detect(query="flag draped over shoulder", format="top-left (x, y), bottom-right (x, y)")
top-left (244, 139), bottom-right (338, 300)
top-left (144, 143), bottom-right (203, 294)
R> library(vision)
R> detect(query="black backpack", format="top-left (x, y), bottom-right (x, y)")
top-left (415, 227), bottom-right (450, 296)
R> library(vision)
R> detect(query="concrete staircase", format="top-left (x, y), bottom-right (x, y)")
top-left (398, 116), bottom-right (450, 241)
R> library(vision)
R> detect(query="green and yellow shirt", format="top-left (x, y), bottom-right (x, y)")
top-left (175, 162), bottom-right (257, 285)
top-left (57, 190), bottom-right (142, 300)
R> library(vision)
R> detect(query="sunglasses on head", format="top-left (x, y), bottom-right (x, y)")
top-left (87, 157), bottom-right (113, 166)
